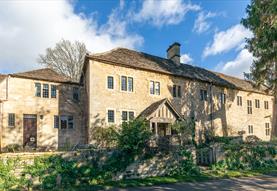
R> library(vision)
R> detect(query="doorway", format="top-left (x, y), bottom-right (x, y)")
top-left (23, 114), bottom-right (37, 148)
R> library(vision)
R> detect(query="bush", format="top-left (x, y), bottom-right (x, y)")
top-left (0, 158), bottom-right (22, 190)
top-left (170, 119), bottom-right (196, 146)
top-left (117, 119), bottom-right (151, 156)
top-left (169, 149), bottom-right (200, 176)
top-left (213, 143), bottom-right (277, 171)
top-left (91, 126), bottom-right (118, 148)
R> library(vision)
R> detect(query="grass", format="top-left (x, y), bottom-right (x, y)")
top-left (101, 168), bottom-right (277, 189)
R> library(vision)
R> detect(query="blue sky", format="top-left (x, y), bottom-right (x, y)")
top-left (0, 0), bottom-right (253, 78)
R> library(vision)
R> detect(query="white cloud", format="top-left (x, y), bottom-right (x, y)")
top-left (193, 11), bottom-right (216, 34)
top-left (0, 0), bottom-right (143, 73)
top-left (203, 24), bottom-right (252, 58)
top-left (215, 49), bottom-right (254, 78)
top-left (133, 0), bottom-right (200, 27)
top-left (180, 54), bottom-right (193, 64)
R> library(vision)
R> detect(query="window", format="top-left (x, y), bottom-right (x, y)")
top-left (173, 85), bottom-right (181, 98)
top-left (220, 93), bottom-right (226, 105)
top-left (54, 115), bottom-right (73, 129)
top-left (122, 111), bottom-right (128, 121)
top-left (128, 77), bottom-right (133, 92)
top-left (150, 81), bottom-right (160, 95)
top-left (8, 113), bottom-right (15, 127)
top-left (150, 81), bottom-right (155, 95)
top-left (51, 85), bottom-right (57, 98)
top-left (247, 100), bottom-right (252, 114)
top-left (200, 89), bottom-right (208, 101)
top-left (155, 82), bottom-right (160, 95)
top-left (42, 84), bottom-right (49, 98)
top-left (60, 115), bottom-right (68, 129)
top-left (264, 101), bottom-right (269, 109)
top-left (129, 111), bottom-right (135, 120)
top-left (121, 76), bottom-right (127, 91)
top-left (107, 110), bottom-right (115, 123)
top-left (237, 96), bottom-right (242, 106)
top-left (248, 125), bottom-right (253, 134)
top-left (121, 111), bottom-right (135, 122)
top-left (73, 87), bottom-right (80, 102)
top-left (107, 76), bottom-right (114, 89)
top-left (177, 86), bottom-right (182, 97)
top-left (265, 123), bottom-right (270, 136)
top-left (255, 99), bottom-right (260, 108)
top-left (35, 83), bottom-right (41, 97)
top-left (54, 115), bottom-right (59, 128)
top-left (68, 116), bottom-right (74, 129)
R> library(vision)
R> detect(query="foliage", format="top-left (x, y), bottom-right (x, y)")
top-left (170, 119), bottom-right (196, 146)
top-left (0, 158), bottom-right (21, 190)
top-left (91, 126), bottom-right (118, 148)
top-left (169, 148), bottom-right (200, 176)
top-left (241, 0), bottom-right (277, 91)
top-left (38, 39), bottom-right (87, 82)
top-left (212, 143), bottom-right (277, 171)
top-left (117, 119), bottom-right (152, 156)
top-left (244, 135), bottom-right (261, 144)
top-left (4, 144), bottom-right (23, 153)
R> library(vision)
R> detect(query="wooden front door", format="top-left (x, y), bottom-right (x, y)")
top-left (23, 114), bottom-right (37, 148)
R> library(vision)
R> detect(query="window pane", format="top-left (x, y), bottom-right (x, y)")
top-left (129, 111), bottom-right (135, 120)
top-left (150, 81), bottom-right (154, 95)
top-left (155, 82), bottom-right (160, 95)
top-left (60, 115), bottom-right (67, 129)
top-left (128, 77), bottom-right (133, 92)
top-left (73, 87), bottom-right (80, 101)
top-left (122, 111), bottom-right (128, 121)
top-left (177, 86), bottom-right (181, 97)
top-left (54, 115), bottom-right (59, 128)
top-left (108, 110), bottom-right (115, 123)
top-left (35, 83), bottom-right (41, 97)
top-left (8, 113), bottom-right (15, 127)
top-left (121, 76), bottom-right (127, 91)
top-left (173, 85), bottom-right (177, 97)
top-left (42, 84), bottom-right (49, 98)
top-left (107, 76), bottom-right (114, 89)
top-left (51, 85), bottom-right (57, 98)
top-left (68, 116), bottom-right (74, 129)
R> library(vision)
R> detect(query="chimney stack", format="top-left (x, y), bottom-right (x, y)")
top-left (167, 42), bottom-right (180, 65)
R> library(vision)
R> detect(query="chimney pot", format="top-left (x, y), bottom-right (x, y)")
top-left (167, 42), bottom-right (181, 65)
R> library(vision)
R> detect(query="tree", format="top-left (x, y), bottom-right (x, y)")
top-left (242, 0), bottom-right (277, 137)
top-left (38, 39), bottom-right (88, 82)
top-left (241, 0), bottom-right (277, 92)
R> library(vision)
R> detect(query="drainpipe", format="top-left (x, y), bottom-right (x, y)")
top-left (209, 83), bottom-right (214, 131)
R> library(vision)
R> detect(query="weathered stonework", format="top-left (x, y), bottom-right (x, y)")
top-left (0, 76), bottom-right (85, 150)
top-left (85, 59), bottom-right (275, 142)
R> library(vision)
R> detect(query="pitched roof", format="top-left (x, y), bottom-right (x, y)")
top-left (10, 68), bottom-right (76, 84)
top-left (87, 48), bottom-right (267, 94)
top-left (138, 98), bottom-right (182, 119)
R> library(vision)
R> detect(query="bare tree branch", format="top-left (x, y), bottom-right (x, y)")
top-left (38, 39), bottom-right (87, 82)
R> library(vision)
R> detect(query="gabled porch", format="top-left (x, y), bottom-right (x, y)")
top-left (138, 99), bottom-right (182, 137)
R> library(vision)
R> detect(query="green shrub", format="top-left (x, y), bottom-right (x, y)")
top-left (117, 119), bottom-right (151, 156)
top-left (169, 149), bottom-right (200, 176)
top-left (170, 119), bottom-right (196, 146)
top-left (213, 143), bottom-right (277, 171)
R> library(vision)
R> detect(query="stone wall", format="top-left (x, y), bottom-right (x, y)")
top-left (86, 60), bottom-right (275, 142)
top-left (0, 77), bottom-right (85, 150)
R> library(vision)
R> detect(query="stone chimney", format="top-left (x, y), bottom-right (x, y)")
top-left (167, 42), bottom-right (180, 65)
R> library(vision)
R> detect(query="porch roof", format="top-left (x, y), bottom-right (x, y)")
top-left (138, 98), bottom-right (182, 120)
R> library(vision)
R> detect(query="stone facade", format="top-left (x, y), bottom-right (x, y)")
top-left (84, 59), bottom-right (275, 142)
top-left (0, 75), bottom-right (85, 151)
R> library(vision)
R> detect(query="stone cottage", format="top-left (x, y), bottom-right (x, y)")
top-left (0, 69), bottom-right (86, 150)
top-left (0, 42), bottom-right (276, 150)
